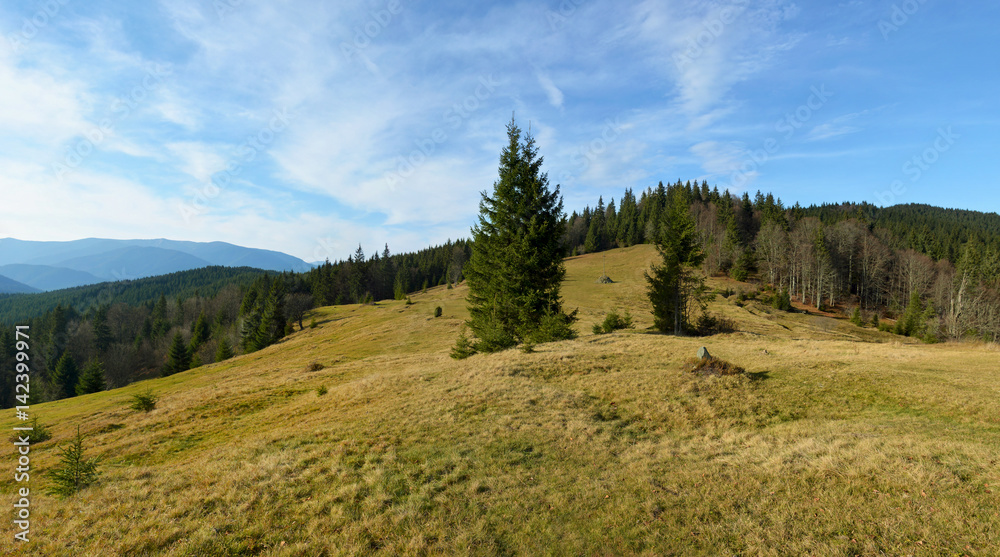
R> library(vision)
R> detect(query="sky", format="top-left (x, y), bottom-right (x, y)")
top-left (1, 0), bottom-right (998, 263)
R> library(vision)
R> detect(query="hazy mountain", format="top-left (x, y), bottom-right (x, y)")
top-left (0, 238), bottom-right (313, 291)
top-left (0, 264), bottom-right (104, 291)
top-left (53, 246), bottom-right (213, 282)
top-left (0, 274), bottom-right (39, 294)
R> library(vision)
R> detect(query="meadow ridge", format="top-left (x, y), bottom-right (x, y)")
top-left (2, 245), bottom-right (999, 556)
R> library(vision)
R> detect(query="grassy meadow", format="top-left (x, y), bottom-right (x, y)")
top-left (2, 244), bottom-right (999, 556)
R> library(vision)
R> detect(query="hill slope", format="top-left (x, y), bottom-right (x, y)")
top-left (0, 264), bottom-right (103, 291)
top-left (3, 245), bottom-right (999, 555)
top-left (0, 274), bottom-right (38, 294)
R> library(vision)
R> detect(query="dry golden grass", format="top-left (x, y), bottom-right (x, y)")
top-left (2, 245), bottom-right (999, 556)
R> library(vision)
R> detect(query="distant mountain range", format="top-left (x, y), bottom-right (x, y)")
top-left (0, 238), bottom-right (313, 292)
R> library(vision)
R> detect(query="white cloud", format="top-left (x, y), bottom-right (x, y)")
top-left (536, 71), bottom-right (565, 109)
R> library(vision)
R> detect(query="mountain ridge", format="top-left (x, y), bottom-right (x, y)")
top-left (0, 238), bottom-right (312, 291)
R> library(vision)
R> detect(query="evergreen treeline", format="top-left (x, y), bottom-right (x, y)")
top-left (567, 181), bottom-right (1000, 343)
top-left (0, 266), bottom-right (270, 324)
top-left (307, 240), bottom-right (471, 306)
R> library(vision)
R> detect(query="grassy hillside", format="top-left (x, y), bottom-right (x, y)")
top-left (3, 245), bottom-right (999, 556)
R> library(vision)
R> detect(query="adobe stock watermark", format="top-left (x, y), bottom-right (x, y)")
top-left (724, 84), bottom-right (834, 190)
top-left (547, 0), bottom-right (586, 31)
top-left (52, 64), bottom-right (173, 182)
top-left (874, 127), bottom-right (958, 206)
top-left (4, 0), bottom-right (70, 54)
top-left (340, 0), bottom-right (403, 62)
top-left (383, 74), bottom-right (500, 191)
top-left (559, 117), bottom-right (626, 185)
top-left (878, 0), bottom-right (929, 40)
top-left (673, 0), bottom-right (749, 70)
top-left (180, 108), bottom-right (294, 222)
top-left (214, 0), bottom-right (247, 20)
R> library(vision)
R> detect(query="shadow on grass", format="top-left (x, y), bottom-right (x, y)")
top-left (746, 370), bottom-right (771, 382)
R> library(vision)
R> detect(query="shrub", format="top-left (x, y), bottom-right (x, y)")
top-left (849, 307), bottom-right (864, 327)
top-left (406, 297), bottom-right (414, 305)
top-left (871, 313), bottom-right (880, 328)
top-left (694, 313), bottom-right (737, 336)
top-left (47, 427), bottom-right (99, 497)
top-left (434, 306), bottom-right (443, 318)
top-left (129, 390), bottom-right (158, 413)
top-left (316, 385), bottom-right (328, 396)
top-left (772, 288), bottom-right (792, 311)
top-left (309, 318), bottom-right (318, 329)
top-left (306, 362), bottom-right (324, 372)
top-left (10, 417), bottom-right (52, 444)
top-left (592, 309), bottom-right (634, 334)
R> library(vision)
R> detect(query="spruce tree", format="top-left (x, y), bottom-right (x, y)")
top-left (190, 311), bottom-right (210, 349)
top-left (91, 306), bottom-right (112, 353)
top-left (461, 118), bottom-right (576, 353)
top-left (215, 337), bottom-right (234, 362)
top-left (76, 359), bottom-right (106, 395)
top-left (646, 187), bottom-right (707, 335)
top-left (163, 332), bottom-right (191, 376)
top-left (50, 352), bottom-right (79, 400)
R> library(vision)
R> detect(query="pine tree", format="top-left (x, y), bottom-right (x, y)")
top-left (190, 311), bottom-right (210, 350)
top-left (47, 426), bottom-right (99, 497)
top-left (646, 187), bottom-right (707, 335)
top-left (50, 352), bottom-right (79, 400)
top-left (584, 196), bottom-right (607, 253)
top-left (461, 118), bottom-right (576, 353)
top-left (75, 359), bottom-right (106, 395)
top-left (215, 337), bottom-right (234, 362)
top-left (163, 332), bottom-right (191, 376)
top-left (91, 306), bottom-right (112, 353)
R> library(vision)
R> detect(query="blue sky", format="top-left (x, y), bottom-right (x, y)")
top-left (1, 0), bottom-right (997, 262)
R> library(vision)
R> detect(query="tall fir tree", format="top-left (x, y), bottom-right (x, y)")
top-left (461, 118), bottom-right (576, 354)
top-left (163, 332), bottom-right (191, 376)
top-left (215, 337), bottom-right (234, 362)
top-left (190, 310), bottom-right (210, 350)
top-left (50, 352), bottom-right (79, 400)
top-left (76, 359), bottom-right (106, 395)
top-left (91, 306), bottom-right (112, 354)
top-left (646, 187), bottom-right (707, 335)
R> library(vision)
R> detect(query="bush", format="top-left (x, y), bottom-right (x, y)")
top-left (694, 312), bottom-right (737, 336)
top-left (849, 307), bottom-right (864, 327)
top-left (306, 362), bottom-right (324, 372)
top-left (592, 309), bottom-right (634, 334)
top-left (129, 390), bottom-right (158, 413)
top-left (309, 318), bottom-right (318, 329)
top-left (406, 297), bottom-right (414, 305)
top-left (871, 313), bottom-right (880, 328)
top-left (316, 385), bottom-right (328, 396)
top-left (434, 306), bottom-right (443, 318)
top-left (10, 417), bottom-right (52, 444)
top-left (772, 288), bottom-right (792, 311)
top-left (47, 426), bottom-right (99, 497)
